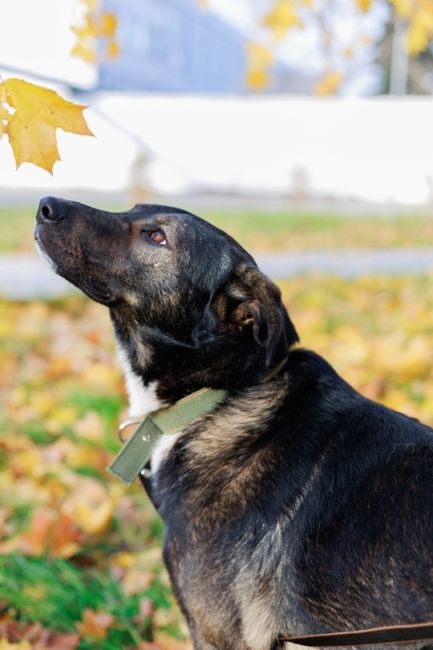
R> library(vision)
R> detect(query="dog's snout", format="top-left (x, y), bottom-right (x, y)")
top-left (37, 196), bottom-right (67, 223)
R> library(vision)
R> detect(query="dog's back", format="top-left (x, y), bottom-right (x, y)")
top-left (156, 350), bottom-right (433, 650)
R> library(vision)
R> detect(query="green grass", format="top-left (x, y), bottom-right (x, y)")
top-left (204, 210), bottom-right (433, 252)
top-left (0, 206), bottom-right (38, 252)
top-left (2, 205), bottom-right (433, 253)
top-left (0, 555), bottom-right (162, 648)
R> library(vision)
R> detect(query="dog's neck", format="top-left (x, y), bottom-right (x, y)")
top-left (113, 317), bottom-right (274, 414)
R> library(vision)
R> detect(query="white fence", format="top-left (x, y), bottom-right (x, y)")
top-left (1, 94), bottom-right (433, 206)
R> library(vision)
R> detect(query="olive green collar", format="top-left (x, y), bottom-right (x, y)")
top-left (107, 357), bottom-right (288, 485)
top-left (107, 387), bottom-right (227, 484)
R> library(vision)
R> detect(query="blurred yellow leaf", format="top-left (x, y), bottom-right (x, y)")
top-left (389, 0), bottom-right (433, 55)
top-left (72, 0), bottom-right (119, 63)
top-left (82, 361), bottom-right (120, 390)
top-left (246, 67), bottom-right (270, 89)
top-left (106, 39), bottom-right (120, 60)
top-left (45, 357), bottom-right (73, 380)
top-left (63, 477), bottom-right (115, 535)
top-left (31, 392), bottom-right (56, 418)
top-left (406, 4), bottom-right (433, 54)
top-left (71, 17), bottom-right (98, 39)
top-left (406, 24), bottom-right (428, 54)
top-left (262, 0), bottom-right (303, 39)
top-left (246, 43), bottom-right (273, 90)
top-left (356, 0), bottom-right (373, 11)
top-left (247, 42), bottom-right (273, 67)
top-left (0, 78), bottom-right (93, 173)
top-left (99, 12), bottom-right (117, 37)
top-left (313, 70), bottom-right (344, 95)
top-left (70, 43), bottom-right (97, 64)
top-left (390, 0), bottom-right (413, 19)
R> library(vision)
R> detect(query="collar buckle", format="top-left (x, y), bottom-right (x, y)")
top-left (118, 417), bottom-right (143, 442)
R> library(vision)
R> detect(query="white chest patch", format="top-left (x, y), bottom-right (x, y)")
top-left (151, 431), bottom-right (182, 475)
top-left (116, 344), bottom-right (160, 418)
top-left (116, 342), bottom-right (182, 476)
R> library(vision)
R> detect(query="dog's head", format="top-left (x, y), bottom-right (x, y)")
top-left (35, 197), bottom-right (298, 392)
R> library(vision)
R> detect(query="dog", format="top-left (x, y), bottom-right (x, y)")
top-left (35, 197), bottom-right (433, 650)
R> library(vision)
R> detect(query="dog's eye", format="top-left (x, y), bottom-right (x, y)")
top-left (147, 230), bottom-right (167, 246)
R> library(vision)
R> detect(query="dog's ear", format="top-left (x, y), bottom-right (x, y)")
top-left (230, 267), bottom-right (298, 368)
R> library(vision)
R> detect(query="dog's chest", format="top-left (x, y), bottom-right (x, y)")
top-left (163, 521), bottom-right (288, 650)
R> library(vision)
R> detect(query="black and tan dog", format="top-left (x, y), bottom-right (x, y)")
top-left (35, 198), bottom-right (433, 650)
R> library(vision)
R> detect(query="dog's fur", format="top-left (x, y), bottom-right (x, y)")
top-left (35, 198), bottom-right (433, 650)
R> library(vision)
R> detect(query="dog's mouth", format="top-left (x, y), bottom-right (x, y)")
top-left (34, 220), bottom-right (118, 306)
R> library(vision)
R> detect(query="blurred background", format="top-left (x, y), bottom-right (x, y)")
top-left (2, 0), bottom-right (433, 648)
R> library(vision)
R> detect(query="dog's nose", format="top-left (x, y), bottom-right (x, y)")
top-left (37, 196), bottom-right (67, 222)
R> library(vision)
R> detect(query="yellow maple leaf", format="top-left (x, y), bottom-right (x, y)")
top-left (0, 84), bottom-right (9, 139)
top-left (1, 78), bottom-right (93, 174)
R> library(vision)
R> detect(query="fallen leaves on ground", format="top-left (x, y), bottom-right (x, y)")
top-left (2, 275), bottom-right (433, 647)
top-left (0, 296), bottom-right (190, 649)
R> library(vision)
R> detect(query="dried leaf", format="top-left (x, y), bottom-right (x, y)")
top-left (76, 609), bottom-right (114, 640)
top-left (18, 510), bottom-right (82, 558)
top-left (0, 85), bottom-right (9, 139)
